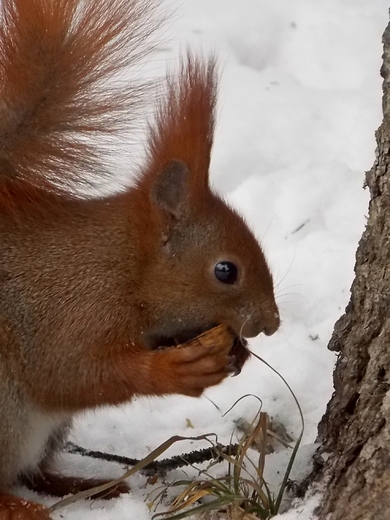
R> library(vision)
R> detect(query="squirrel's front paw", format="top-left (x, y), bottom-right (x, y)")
top-left (155, 325), bottom-right (236, 397)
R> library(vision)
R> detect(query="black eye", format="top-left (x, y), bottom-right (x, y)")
top-left (214, 261), bottom-right (238, 284)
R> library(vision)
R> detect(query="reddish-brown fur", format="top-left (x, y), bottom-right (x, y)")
top-left (145, 57), bottom-right (217, 191)
top-left (0, 0), bottom-right (280, 518)
top-left (0, 0), bottom-right (155, 211)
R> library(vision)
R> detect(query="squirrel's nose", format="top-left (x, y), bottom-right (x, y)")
top-left (241, 306), bottom-right (280, 338)
top-left (263, 311), bottom-right (280, 336)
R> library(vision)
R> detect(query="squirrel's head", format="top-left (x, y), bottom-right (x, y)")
top-left (134, 55), bottom-right (279, 349)
top-left (136, 159), bottom-right (280, 349)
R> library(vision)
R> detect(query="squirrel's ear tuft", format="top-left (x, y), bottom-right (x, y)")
top-left (151, 160), bottom-right (189, 217)
top-left (146, 55), bottom-right (217, 194)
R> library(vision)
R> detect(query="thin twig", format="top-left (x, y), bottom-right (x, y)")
top-left (65, 441), bottom-right (240, 476)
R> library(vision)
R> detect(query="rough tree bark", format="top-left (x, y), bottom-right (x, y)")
top-left (311, 20), bottom-right (390, 520)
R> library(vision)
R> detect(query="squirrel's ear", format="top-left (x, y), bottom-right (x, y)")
top-left (151, 160), bottom-right (189, 217)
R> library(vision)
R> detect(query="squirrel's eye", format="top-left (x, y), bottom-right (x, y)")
top-left (214, 261), bottom-right (238, 284)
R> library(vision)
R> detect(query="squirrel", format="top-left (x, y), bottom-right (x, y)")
top-left (0, 0), bottom-right (280, 518)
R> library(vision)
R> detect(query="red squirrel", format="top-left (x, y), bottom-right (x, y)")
top-left (0, 0), bottom-right (280, 518)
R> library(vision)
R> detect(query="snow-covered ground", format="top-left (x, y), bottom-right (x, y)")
top-left (22, 1), bottom-right (389, 518)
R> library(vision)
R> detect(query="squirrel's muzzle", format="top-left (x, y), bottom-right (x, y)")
top-left (240, 304), bottom-right (280, 338)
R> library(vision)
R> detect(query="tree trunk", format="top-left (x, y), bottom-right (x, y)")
top-left (312, 21), bottom-right (390, 520)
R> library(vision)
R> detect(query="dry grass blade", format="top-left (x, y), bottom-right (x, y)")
top-left (257, 413), bottom-right (268, 478)
top-left (170, 488), bottom-right (212, 512)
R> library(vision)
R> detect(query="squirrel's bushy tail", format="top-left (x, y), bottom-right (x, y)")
top-left (0, 0), bottom-right (156, 203)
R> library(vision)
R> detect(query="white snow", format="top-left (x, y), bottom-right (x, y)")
top-left (26, 0), bottom-right (390, 518)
